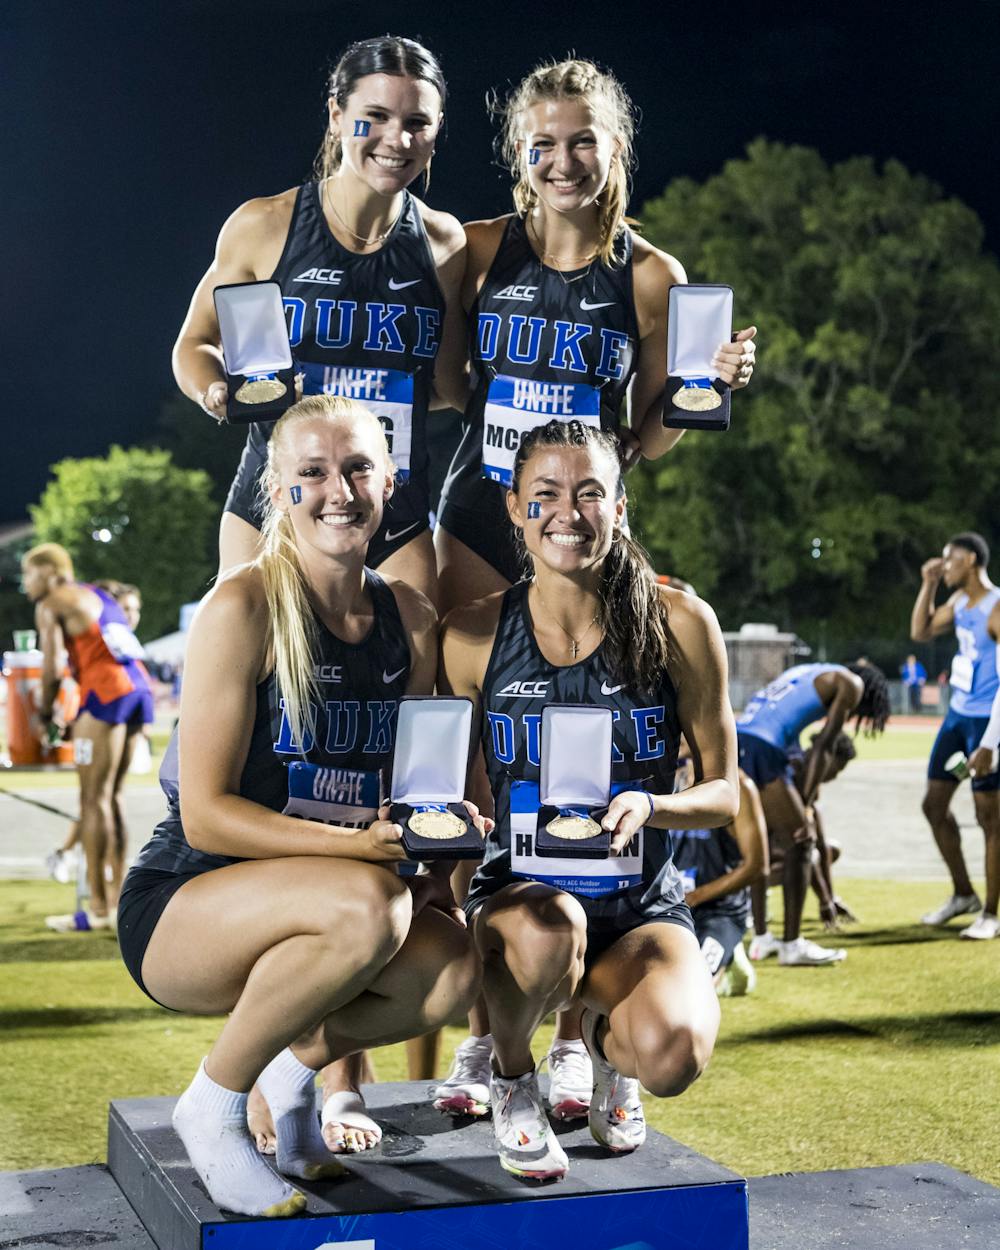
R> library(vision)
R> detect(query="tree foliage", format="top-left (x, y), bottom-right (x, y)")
top-left (29, 446), bottom-right (216, 640)
top-left (630, 140), bottom-right (1000, 649)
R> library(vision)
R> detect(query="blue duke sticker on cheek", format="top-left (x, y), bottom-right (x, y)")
top-left (528, 147), bottom-right (541, 165)
top-left (289, 485), bottom-right (302, 504)
top-left (527, 501), bottom-right (541, 518)
top-left (353, 120), bottom-right (371, 137)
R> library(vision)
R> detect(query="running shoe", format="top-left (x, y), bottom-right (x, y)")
top-left (748, 931), bottom-right (780, 961)
top-left (540, 1039), bottom-right (593, 1120)
top-left (727, 941), bottom-right (757, 996)
top-left (490, 1068), bottom-right (568, 1181)
top-left (777, 936), bottom-right (845, 966)
top-left (580, 1008), bottom-right (646, 1153)
top-left (45, 847), bottom-right (75, 885)
top-left (44, 909), bottom-right (115, 933)
top-left (959, 912), bottom-right (1000, 940)
top-left (921, 893), bottom-right (981, 926)
top-left (431, 1034), bottom-right (492, 1117)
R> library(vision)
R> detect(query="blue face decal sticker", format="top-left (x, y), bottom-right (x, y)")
top-left (353, 120), bottom-right (371, 137)
top-left (527, 501), bottom-right (541, 518)
top-left (528, 147), bottom-right (541, 166)
top-left (289, 485), bottom-right (302, 504)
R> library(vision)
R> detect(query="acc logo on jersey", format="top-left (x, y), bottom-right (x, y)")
top-left (293, 268), bottom-right (344, 285)
top-left (494, 284), bottom-right (538, 302)
top-left (498, 679), bottom-right (549, 698)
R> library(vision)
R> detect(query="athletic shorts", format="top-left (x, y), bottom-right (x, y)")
top-left (437, 483), bottom-right (527, 587)
top-left (737, 732), bottom-right (795, 789)
top-left (928, 708), bottom-right (1000, 792)
top-left (692, 908), bottom-right (746, 973)
top-left (81, 686), bottom-right (154, 728)
top-left (468, 882), bottom-right (694, 972)
top-left (117, 867), bottom-right (205, 1008)
top-left (224, 424), bottom-right (430, 568)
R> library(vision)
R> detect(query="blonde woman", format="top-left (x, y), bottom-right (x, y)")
top-left (430, 56), bottom-right (755, 1120)
top-left (116, 396), bottom-right (481, 1217)
top-left (173, 36), bottom-right (467, 603)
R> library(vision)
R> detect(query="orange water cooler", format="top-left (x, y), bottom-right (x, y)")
top-left (2, 651), bottom-right (78, 767)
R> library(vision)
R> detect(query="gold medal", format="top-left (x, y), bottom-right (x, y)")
top-left (235, 377), bottom-right (287, 405)
top-left (672, 384), bottom-right (722, 412)
top-left (408, 809), bottom-right (468, 840)
top-left (546, 813), bottom-right (601, 841)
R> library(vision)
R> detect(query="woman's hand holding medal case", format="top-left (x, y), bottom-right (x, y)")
top-left (213, 280), bottom-right (297, 424)
top-left (389, 697), bottom-right (486, 861)
top-left (664, 284), bottom-right (733, 432)
top-left (535, 705), bottom-right (613, 859)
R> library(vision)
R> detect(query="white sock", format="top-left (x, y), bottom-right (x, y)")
top-left (172, 1060), bottom-right (306, 1217)
top-left (257, 1048), bottom-right (344, 1180)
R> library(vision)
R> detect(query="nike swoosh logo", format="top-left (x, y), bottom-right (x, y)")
top-left (384, 520), bottom-right (421, 543)
top-left (388, 278), bottom-right (420, 290)
top-left (383, 666), bottom-right (407, 684)
top-left (580, 298), bottom-right (615, 311)
top-left (601, 681), bottom-right (625, 695)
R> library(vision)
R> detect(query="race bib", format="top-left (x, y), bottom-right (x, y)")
top-left (482, 374), bottom-right (601, 487)
top-left (508, 779), bottom-right (643, 898)
top-left (283, 761), bottom-right (381, 829)
top-left (679, 868), bottom-right (697, 895)
top-left (950, 654), bottom-right (974, 693)
top-left (101, 621), bottom-right (145, 662)
top-left (300, 363), bottom-right (416, 480)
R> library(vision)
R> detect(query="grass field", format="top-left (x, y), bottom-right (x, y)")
top-left (1, 876), bottom-right (997, 1185)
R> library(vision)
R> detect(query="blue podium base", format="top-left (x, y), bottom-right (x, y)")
top-left (107, 1079), bottom-right (749, 1250)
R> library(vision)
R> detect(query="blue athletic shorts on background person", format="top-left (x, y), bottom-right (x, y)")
top-left (737, 733), bottom-right (795, 789)
top-left (928, 708), bottom-right (1000, 792)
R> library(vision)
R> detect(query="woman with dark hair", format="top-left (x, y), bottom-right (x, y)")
top-left (116, 396), bottom-right (482, 1216)
top-left (174, 36), bottom-right (466, 604)
top-left (438, 419), bottom-right (738, 1180)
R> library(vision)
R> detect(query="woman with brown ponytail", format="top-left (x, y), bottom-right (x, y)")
top-left (116, 396), bottom-right (482, 1217)
top-left (438, 419), bottom-right (738, 1181)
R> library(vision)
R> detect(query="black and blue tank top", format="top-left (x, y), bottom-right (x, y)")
top-left (476, 582), bottom-right (683, 903)
top-left (265, 184), bottom-right (446, 484)
top-left (455, 217), bottom-right (639, 490)
top-left (670, 825), bottom-right (749, 920)
top-left (132, 570), bottom-right (410, 876)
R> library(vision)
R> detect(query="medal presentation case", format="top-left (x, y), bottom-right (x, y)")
top-left (664, 283), bottom-right (733, 432)
top-left (389, 697), bottom-right (483, 861)
top-left (213, 281), bottom-right (296, 424)
top-left (535, 705), bottom-right (613, 859)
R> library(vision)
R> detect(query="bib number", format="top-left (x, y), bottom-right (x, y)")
top-left (101, 622), bottom-right (145, 663)
top-left (950, 654), bottom-right (974, 693)
top-left (283, 761), bottom-right (381, 829)
top-left (482, 374), bottom-right (601, 487)
top-left (300, 364), bottom-right (416, 479)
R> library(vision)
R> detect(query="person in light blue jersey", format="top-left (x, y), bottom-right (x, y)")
top-left (911, 532), bottom-right (1000, 940)
top-left (736, 660), bottom-right (889, 965)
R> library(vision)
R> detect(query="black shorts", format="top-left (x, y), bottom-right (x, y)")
top-left (117, 867), bottom-right (205, 1008)
top-left (437, 488), bottom-right (527, 586)
top-left (468, 882), bottom-right (694, 971)
top-left (224, 424), bottom-right (431, 567)
top-left (692, 908), bottom-right (746, 973)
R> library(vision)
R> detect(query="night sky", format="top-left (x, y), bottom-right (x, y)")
top-left (5, 0), bottom-right (999, 523)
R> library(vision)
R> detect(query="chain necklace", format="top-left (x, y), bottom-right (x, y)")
top-left (324, 179), bottom-right (401, 248)
top-left (532, 581), bottom-right (601, 660)
top-left (527, 215), bottom-right (598, 286)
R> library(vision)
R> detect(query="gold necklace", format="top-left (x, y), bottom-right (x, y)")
top-left (324, 179), bottom-right (400, 248)
top-left (527, 216), bottom-right (598, 285)
top-left (532, 581), bottom-right (601, 660)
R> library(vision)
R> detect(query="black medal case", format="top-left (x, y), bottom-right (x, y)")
top-left (663, 283), bottom-right (733, 432)
top-left (535, 705), bottom-right (613, 859)
top-left (389, 697), bottom-right (482, 861)
top-left (213, 280), bottom-right (296, 424)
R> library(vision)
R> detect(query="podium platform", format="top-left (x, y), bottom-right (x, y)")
top-left (107, 1079), bottom-right (749, 1249)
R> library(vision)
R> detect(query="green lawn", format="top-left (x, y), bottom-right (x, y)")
top-left (1, 877), bottom-right (997, 1186)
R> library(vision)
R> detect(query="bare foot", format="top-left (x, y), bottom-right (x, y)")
top-left (247, 1082), bottom-right (276, 1155)
top-left (320, 1088), bottom-right (382, 1153)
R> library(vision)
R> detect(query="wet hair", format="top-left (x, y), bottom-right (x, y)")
top-left (509, 419), bottom-right (670, 693)
top-left (497, 58), bottom-right (637, 267)
top-left (258, 394), bottom-right (393, 750)
top-left (23, 542), bottom-right (74, 581)
top-left (845, 662), bottom-right (890, 736)
top-left (314, 36), bottom-right (447, 184)
top-left (948, 531), bottom-right (990, 567)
